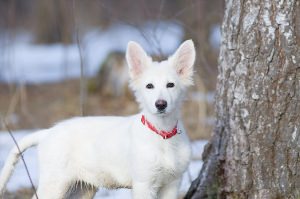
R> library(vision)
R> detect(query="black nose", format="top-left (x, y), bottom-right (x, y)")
top-left (155, 100), bottom-right (167, 111)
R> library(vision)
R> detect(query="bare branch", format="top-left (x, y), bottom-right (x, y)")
top-left (72, 0), bottom-right (86, 116)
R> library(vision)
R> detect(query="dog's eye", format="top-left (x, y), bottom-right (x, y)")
top-left (146, 83), bottom-right (154, 89)
top-left (166, 82), bottom-right (175, 88)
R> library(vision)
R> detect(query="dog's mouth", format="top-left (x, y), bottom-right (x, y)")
top-left (156, 110), bottom-right (166, 114)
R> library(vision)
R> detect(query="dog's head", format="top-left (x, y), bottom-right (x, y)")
top-left (126, 40), bottom-right (195, 116)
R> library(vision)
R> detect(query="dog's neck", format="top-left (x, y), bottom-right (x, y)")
top-left (141, 110), bottom-right (180, 132)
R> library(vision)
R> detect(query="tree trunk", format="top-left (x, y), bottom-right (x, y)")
top-left (186, 0), bottom-right (300, 198)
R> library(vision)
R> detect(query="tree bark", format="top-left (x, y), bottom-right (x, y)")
top-left (186, 0), bottom-right (300, 198)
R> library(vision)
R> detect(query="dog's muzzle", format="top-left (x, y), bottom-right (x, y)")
top-left (155, 99), bottom-right (167, 112)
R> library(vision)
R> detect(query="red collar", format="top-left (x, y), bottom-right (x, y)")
top-left (141, 115), bottom-right (178, 139)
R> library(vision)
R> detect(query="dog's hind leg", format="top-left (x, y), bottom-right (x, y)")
top-left (66, 181), bottom-right (98, 199)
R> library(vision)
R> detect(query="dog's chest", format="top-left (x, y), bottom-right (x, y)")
top-left (153, 138), bottom-right (190, 181)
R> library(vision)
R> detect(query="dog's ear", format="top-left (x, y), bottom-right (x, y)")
top-left (126, 41), bottom-right (149, 79)
top-left (171, 40), bottom-right (195, 86)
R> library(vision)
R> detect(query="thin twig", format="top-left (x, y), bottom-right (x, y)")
top-left (72, 0), bottom-right (86, 116)
top-left (2, 119), bottom-right (38, 199)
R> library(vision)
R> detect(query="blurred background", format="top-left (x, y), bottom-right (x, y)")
top-left (0, 0), bottom-right (223, 140)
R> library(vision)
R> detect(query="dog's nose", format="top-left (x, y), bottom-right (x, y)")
top-left (155, 100), bottom-right (167, 111)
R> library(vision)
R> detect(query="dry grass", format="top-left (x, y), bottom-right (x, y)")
top-left (3, 188), bottom-right (33, 199)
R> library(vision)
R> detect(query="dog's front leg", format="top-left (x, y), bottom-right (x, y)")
top-left (158, 179), bottom-right (181, 199)
top-left (132, 181), bottom-right (158, 199)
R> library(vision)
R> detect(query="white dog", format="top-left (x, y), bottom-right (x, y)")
top-left (0, 40), bottom-right (195, 199)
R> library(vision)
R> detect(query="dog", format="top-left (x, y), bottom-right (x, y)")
top-left (0, 40), bottom-right (195, 199)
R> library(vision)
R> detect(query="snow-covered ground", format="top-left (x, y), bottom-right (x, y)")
top-left (0, 130), bottom-right (207, 198)
top-left (0, 22), bottom-right (184, 84)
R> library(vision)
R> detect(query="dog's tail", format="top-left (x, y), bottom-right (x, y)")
top-left (0, 130), bottom-right (49, 195)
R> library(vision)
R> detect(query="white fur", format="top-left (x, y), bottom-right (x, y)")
top-left (0, 40), bottom-right (195, 199)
